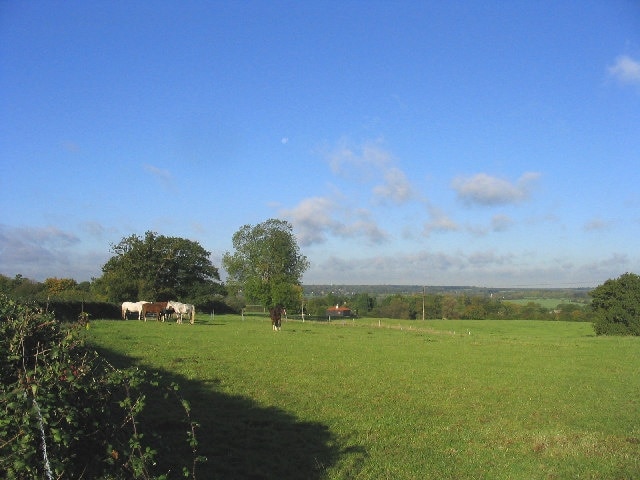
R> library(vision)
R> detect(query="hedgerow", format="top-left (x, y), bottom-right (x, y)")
top-left (0, 294), bottom-right (203, 479)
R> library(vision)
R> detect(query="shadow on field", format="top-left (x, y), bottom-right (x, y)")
top-left (94, 346), bottom-right (347, 479)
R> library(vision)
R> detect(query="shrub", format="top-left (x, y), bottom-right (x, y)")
top-left (0, 294), bottom-right (202, 479)
top-left (39, 300), bottom-right (122, 321)
top-left (590, 272), bottom-right (640, 336)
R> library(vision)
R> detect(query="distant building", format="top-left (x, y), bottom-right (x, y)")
top-left (326, 304), bottom-right (352, 317)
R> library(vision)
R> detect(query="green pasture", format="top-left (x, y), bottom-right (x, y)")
top-left (87, 315), bottom-right (640, 479)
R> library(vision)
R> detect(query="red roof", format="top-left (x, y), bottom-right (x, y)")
top-left (326, 306), bottom-right (351, 312)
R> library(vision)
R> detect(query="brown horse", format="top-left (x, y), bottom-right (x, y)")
top-left (141, 302), bottom-right (172, 322)
top-left (269, 305), bottom-right (286, 331)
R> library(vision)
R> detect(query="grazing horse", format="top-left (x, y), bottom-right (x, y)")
top-left (166, 301), bottom-right (196, 324)
top-left (161, 306), bottom-right (175, 322)
top-left (141, 301), bottom-right (171, 322)
top-left (269, 305), bottom-right (286, 331)
top-left (121, 301), bottom-right (150, 320)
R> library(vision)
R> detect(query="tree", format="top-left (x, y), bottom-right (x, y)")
top-left (44, 277), bottom-right (78, 296)
top-left (590, 272), bottom-right (640, 335)
top-left (223, 219), bottom-right (309, 309)
top-left (98, 231), bottom-right (222, 303)
top-left (350, 292), bottom-right (376, 316)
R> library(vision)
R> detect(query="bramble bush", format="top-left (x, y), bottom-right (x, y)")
top-left (0, 294), bottom-right (203, 479)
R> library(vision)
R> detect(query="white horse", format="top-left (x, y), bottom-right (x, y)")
top-left (166, 301), bottom-right (196, 324)
top-left (121, 301), bottom-right (150, 320)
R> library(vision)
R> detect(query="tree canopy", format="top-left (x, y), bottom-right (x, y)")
top-left (590, 272), bottom-right (640, 336)
top-left (222, 219), bottom-right (309, 309)
top-left (97, 231), bottom-right (222, 303)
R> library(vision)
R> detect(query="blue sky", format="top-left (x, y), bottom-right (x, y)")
top-left (1, 1), bottom-right (639, 287)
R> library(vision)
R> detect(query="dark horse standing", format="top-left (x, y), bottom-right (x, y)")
top-left (269, 305), bottom-right (286, 331)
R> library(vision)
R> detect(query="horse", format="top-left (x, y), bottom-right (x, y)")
top-left (269, 305), bottom-right (286, 331)
top-left (140, 302), bottom-right (172, 322)
top-left (166, 301), bottom-right (196, 324)
top-left (121, 301), bottom-right (150, 320)
top-left (161, 306), bottom-right (175, 322)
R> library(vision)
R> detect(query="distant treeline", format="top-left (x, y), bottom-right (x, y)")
top-left (1, 274), bottom-right (593, 321)
top-left (303, 290), bottom-right (594, 322)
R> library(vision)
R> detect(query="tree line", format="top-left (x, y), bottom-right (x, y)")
top-left (301, 291), bottom-right (594, 322)
top-left (1, 217), bottom-right (639, 334)
top-left (0, 219), bottom-right (307, 317)
top-left (0, 273), bottom-right (591, 322)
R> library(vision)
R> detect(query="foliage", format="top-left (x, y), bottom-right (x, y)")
top-left (375, 294), bottom-right (418, 319)
top-left (304, 290), bottom-right (592, 321)
top-left (38, 300), bottom-right (122, 321)
top-left (98, 231), bottom-right (222, 303)
top-left (0, 274), bottom-right (105, 303)
top-left (0, 294), bottom-right (202, 479)
top-left (43, 277), bottom-right (78, 297)
top-left (590, 272), bottom-right (640, 335)
top-left (223, 219), bottom-right (309, 309)
top-left (0, 274), bottom-right (46, 299)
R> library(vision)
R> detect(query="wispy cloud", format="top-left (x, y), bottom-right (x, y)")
top-left (373, 167), bottom-right (415, 205)
top-left (340, 209), bottom-right (389, 244)
top-left (281, 139), bottom-right (419, 245)
top-left (583, 217), bottom-right (614, 232)
top-left (423, 204), bottom-right (459, 237)
top-left (326, 139), bottom-right (416, 204)
top-left (280, 196), bottom-right (342, 245)
top-left (143, 164), bottom-right (172, 185)
top-left (327, 139), bottom-right (393, 178)
top-left (452, 172), bottom-right (540, 206)
top-left (608, 55), bottom-right (640, 86)
top-left (491, 214), bottom-right (514, 232)
top-left (304, 248), bottom-right (618, 287)
top-left (280, 196), bottom-right (389, 246)
top-left (0, 225), bottom-right (105, 281)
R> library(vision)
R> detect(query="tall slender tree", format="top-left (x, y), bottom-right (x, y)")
top-left (223, 219), bottom-right (309, 309)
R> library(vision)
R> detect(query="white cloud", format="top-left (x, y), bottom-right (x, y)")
top-left (325, 139), bottom-right (421, 208)
top-left (491, 214), bottom-right (514, 232)
top-left (303, 248), bottom-right (625, 287)
top-left (339, 209), bottom-right (389, 244)
top-left (608, 55), bottom-right (640, 85)
top-left (280, 196), bottom-right (389, 247)
top-left (373, 167), bottom-right (415, 204)
top-left (452, 172), bottom-right (540, 206)
top-left (280, 197), bottom-right (340, 246)
top-left (583, 217), bottom-right (614, 232)
top-left (143, 164), bottom-right (172, 185)
top-left (423, 204), bottom-right (459, 236)
top-left (327, 139), bottom-right (395, 185)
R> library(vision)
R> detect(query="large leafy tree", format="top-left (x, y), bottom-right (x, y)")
top-left (590, 272), bottom-right (640, 336)
top-left (98, 231), bottom-right (222, 302)
top-left (223, 219), bottom-right (309, 309)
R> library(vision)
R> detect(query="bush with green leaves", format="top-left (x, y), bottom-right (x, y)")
top-left (0, 294), bottom-right (202, 479)
top-left (590, 272), bottom-right (640, 336)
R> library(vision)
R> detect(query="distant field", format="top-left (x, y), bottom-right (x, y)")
top-left (506, 298), bottom-right (588, 309)
top-left (88, 315), bottom-right (639, 479)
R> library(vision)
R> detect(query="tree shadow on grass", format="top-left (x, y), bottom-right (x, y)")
top-left (94, 346), bottom-right (357, 479)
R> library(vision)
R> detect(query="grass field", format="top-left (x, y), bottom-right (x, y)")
top-left (87, 315), bottom-right (640, 479)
